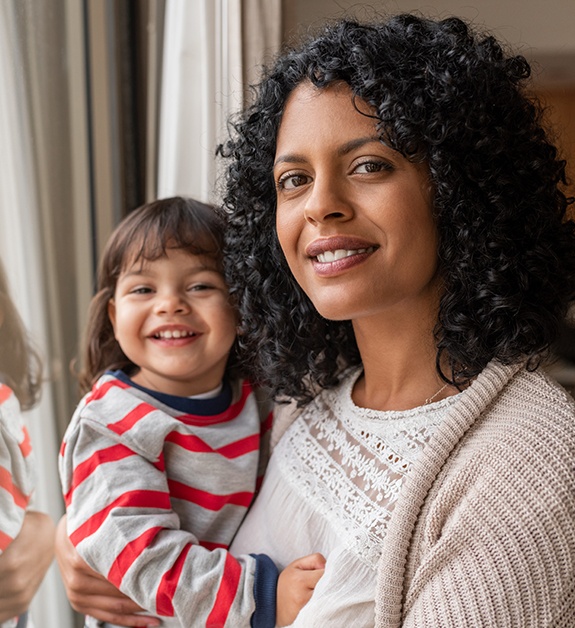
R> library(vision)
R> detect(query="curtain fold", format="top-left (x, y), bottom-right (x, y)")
top-left (0, 2), bottom-right (281, 625)
top-left (0, 2), bottom-right (76, 627)
top-left (158, 0), bottom-right (282, 202)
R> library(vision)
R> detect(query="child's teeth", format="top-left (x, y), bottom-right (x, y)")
top-left (157, 330), bottom-right (192, 339)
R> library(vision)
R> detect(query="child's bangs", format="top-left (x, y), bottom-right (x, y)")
top-left (122, 208), bottom-right (223, 270)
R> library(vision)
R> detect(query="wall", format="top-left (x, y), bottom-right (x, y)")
top-left (283, 0), bottom-right (575, 85)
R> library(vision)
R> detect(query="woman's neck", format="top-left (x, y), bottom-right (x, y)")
top-left (351, 309), bottom-right (453, 412)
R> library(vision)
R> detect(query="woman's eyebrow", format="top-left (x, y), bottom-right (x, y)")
top-left (336, 136), bottom-right (382, 156)
top-left (274, 136), bottom-right (382, 167)
top-left (273, 152), bottom-right (306, 168)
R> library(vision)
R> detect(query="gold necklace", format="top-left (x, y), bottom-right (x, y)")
top-left (424, 383), bottom-right (449, 405)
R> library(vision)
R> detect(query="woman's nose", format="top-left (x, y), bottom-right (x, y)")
top-left (303, 177), bottom-right (354, 225)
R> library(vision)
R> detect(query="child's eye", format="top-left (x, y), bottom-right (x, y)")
top-left (130, 286), bottom-right (153, 295)
top-left (189, 283), bottom-right (213, 292)
top-left (276, 172), bottom-right (311, 191)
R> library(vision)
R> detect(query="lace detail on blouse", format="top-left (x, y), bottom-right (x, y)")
top-left (275, 368), bottom-right (462, 568)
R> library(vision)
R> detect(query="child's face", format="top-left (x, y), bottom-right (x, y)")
top-left (108, 248), bottom-right (237, 397)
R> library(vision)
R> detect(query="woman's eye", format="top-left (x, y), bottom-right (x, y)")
top-left (354, 160), bottom-right (391, 174)
top-left (277, 173), bottom-right (310, 190)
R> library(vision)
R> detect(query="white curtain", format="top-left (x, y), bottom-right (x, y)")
top-left (0, 4), bottom-right (74, 628)
top-left (158, 0), bottom-right (282, 202)
top-left (158, 0), bottom-right (240, 201)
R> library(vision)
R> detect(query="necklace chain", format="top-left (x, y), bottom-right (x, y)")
top-left (424, 383), bottom-right (449, 405)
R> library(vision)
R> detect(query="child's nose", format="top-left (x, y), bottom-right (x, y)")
top-left (156, 292), bottom-right (190, 314)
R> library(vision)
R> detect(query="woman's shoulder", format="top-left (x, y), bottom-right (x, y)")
top-left (494, 365), bottom-right (575, 432)
top-left (447, 364), bottom-right (575, 482)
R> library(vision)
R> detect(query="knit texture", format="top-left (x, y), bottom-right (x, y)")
top-left (375, 361), bottom-right (575, 627)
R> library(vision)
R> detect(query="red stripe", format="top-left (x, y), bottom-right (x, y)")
top-left (168, 480), bottom-right (253, 510)
top-left (165, 432), bottom-right (212, 453)
top-left (85, 378), bottom-right (129, 404)
top-left (64, 444), bottom-right (137, 506)
top-left (178, 381), bottom-right (253, 426)
top-left (206, 552), bottom-right (242, 627)
top-left (60, 440), bottom-right (66, 456)
top-left (0, 384), bottom-right (12, 404)
top-left (154, 452), bottom-right (166, 472)
top-left (0, 466), bottom-right (30, 509)
top-left (156, 543), bottom-right (193, 616)
top-left (19, 426), bottom-right (32, 457)
top-left (217, 434), bottom-right (259, 458)
top-left (109, 402), bottom-right (157, 435)
top-left (107, 526), bottom-right (163, 588)
top-left (165, 432), bottom-right (259, 459)
top-left (255, 475), bottom-right (264, 492)
top-left (200, 540), bottom-right (227, 551)
top-left (0, 529), bottom-right (13, 551)
top-left (69, 490), bottom-right (170, 546)
top-left (261, 410), bottom-right (273, 435)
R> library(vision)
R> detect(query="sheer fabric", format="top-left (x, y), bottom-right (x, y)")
top-left (231, 369), bottom-right (464, 626)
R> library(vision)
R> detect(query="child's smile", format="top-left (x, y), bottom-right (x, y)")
top-left (108, 247), bottom-right (237, 397)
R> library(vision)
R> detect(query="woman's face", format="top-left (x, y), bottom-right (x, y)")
top-left (274, 81), bottom-right (440, 323)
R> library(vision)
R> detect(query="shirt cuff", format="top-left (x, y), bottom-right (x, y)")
top-left (250, 553), bottom-right (279, 628)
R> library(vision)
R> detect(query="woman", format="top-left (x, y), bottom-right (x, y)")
top-left (56, 14), bottom-right (575, 627)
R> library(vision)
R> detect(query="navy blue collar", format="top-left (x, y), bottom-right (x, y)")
top-left (108, 370), bottom-right (233, 416)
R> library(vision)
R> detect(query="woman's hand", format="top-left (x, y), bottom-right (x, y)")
top-left (276, 553), bottom-right (326, 626)
top-left (55, 515), bottom-right (160, 627)
top-left (0, 510), bottom-right (55, 622)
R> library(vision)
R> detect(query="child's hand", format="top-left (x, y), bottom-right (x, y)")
top-left (276, 552), bottom-right (326, 626)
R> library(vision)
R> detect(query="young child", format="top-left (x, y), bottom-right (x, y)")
top-left (0, 258), bottom-right (43, 628)
top-left (59, 197), bottom-right (325, 628)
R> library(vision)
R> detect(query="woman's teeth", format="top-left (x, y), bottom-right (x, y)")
top-left (316, 247), bottom-right (372, 263)
top-left (154, 330), bottom-right (194, 339)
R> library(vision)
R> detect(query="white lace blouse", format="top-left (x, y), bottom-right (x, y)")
top-left (230, 369), bottom-right (464, 626)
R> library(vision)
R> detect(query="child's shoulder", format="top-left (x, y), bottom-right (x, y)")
top-left (0, 383), bottom-right (24, 430)
top-left (0, 383), bottom-right (31, 459)
top-left (0, 382), bottom-right (16, 406)
top-left (230, 378), bottom-right (274, 422)
top-left (66, 373), bottom-right (175, 460)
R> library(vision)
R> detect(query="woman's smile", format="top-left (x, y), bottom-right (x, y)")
top-left (306, 236), bottom-right (379, 276)
top-left (274, 81), bottom-right (439, 322)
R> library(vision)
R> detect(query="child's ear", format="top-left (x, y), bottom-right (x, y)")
top-left (107, 299), bottom-right (117, 334)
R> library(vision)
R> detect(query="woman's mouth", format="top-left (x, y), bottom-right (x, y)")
top-left (316, 247), bottom-right (376, 263)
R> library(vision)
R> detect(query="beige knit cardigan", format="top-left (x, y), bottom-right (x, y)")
top-left (273, 361), bottom-right (575, 627)
top-left (376, 361), bottom-right (575, 627)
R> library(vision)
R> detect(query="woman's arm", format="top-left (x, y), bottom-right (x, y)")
top-left (55, 515), bottom-right (159, 627)
top-left (0, 511), bottom-right (55, 622)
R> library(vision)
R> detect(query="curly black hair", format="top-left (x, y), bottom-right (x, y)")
top-left (218, 14), bottom-right (575, 404)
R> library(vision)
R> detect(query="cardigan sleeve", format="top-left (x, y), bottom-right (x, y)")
top-left (400, 445), bottom-right (575, 627)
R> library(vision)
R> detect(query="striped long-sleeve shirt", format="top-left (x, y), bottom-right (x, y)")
top-left (59, 371), bottom-right (276, 628)
top-left (0, 383), bottom-right (35, 553)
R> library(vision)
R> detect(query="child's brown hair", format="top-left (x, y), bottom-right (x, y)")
top-left (0, 260), bottom-right (42, 410)
top-left (78, 196), bottom-right (236, 394)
